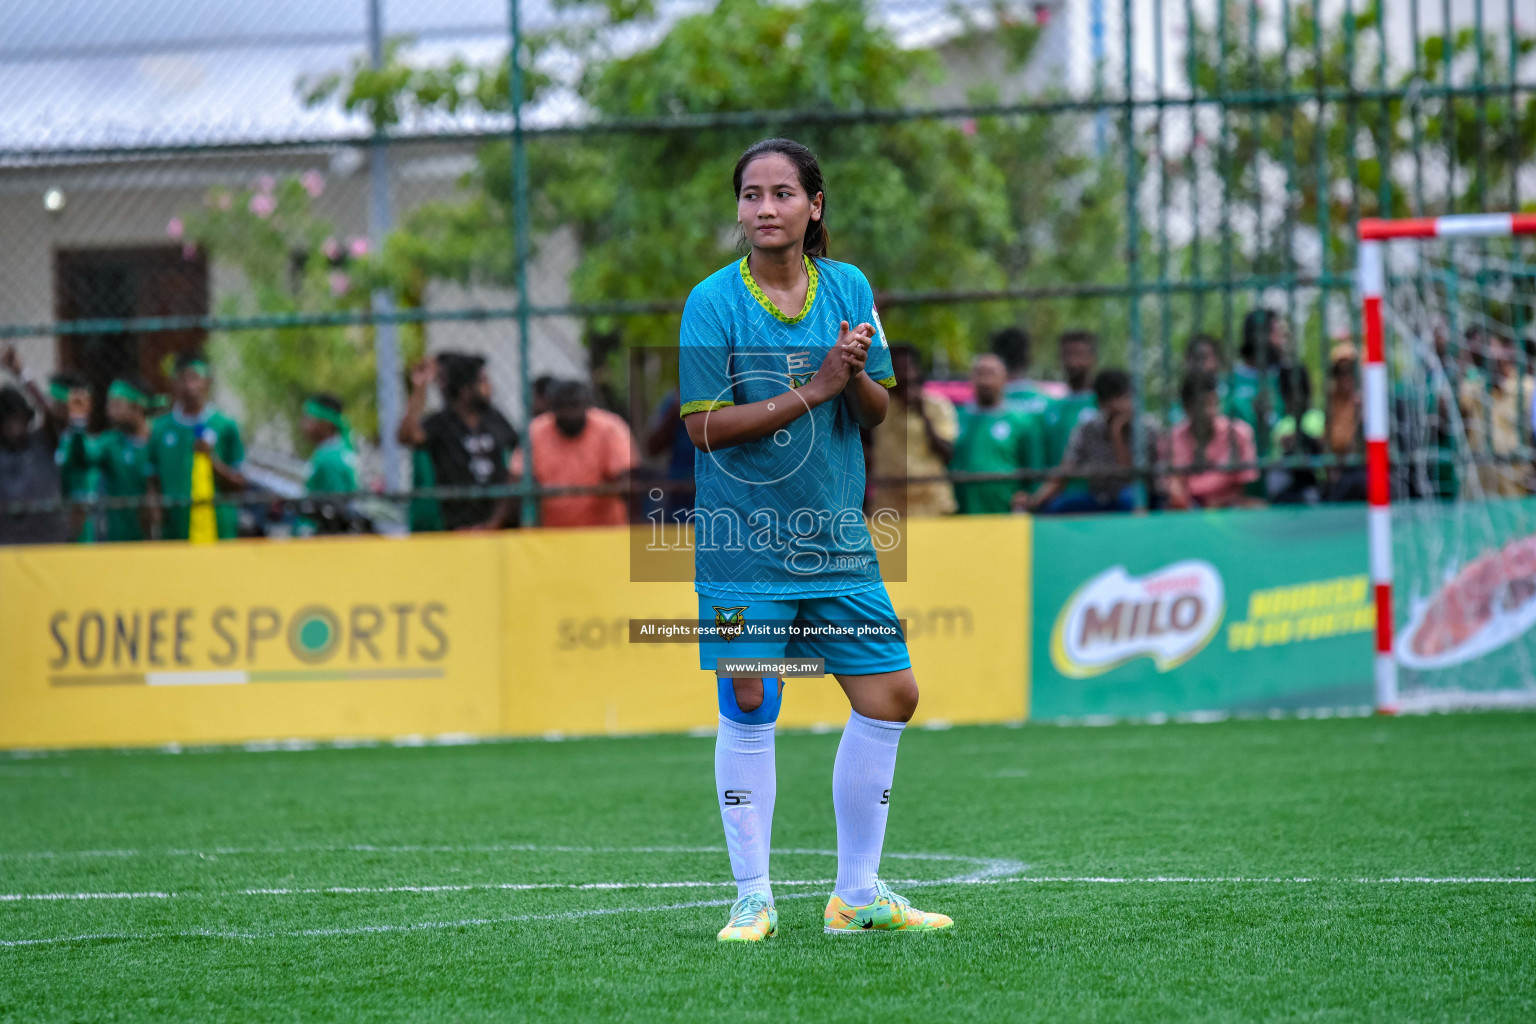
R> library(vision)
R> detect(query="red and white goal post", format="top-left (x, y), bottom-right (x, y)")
top-left (1358, 213), bottom-right (1536, 714)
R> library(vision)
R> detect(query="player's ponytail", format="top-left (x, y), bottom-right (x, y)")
top-left (733, 138), bottom-right (829, 259)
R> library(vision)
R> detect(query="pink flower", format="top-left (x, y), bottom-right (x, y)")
top-left (301, 169), bottom-right (325, 199)
top-left (329, 270), bottom-right (351, 297)
top-left (348, 236), bottom-right (370, 259)
top-left (322, 237), bottom-right (342, 261)
top-left (961, 118), bottom-right (978, 136)
top-left (249, 192), bottom-right (276, 218)
top-left (182, 243), bottom-right (198, 261)
top-left (216, 192), bottom-right (232, 211)
top-left (256, 174), bottom-right (276, 194)
top-left (165, 216), bottom-right (184, 240)
top-left (1034, 2), bottom-right (1051, 25)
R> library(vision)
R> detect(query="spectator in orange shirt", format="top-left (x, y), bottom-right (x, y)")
top-left (1162, 371), bottom-right (1260, 510)
top-left (513, 380), bottom-right (637, 527)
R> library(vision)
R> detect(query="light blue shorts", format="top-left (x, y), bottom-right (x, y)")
top-left (697, 587), bottom-right (911, 677)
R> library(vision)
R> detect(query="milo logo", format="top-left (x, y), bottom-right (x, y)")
top-left (1050, 561), bottom-right (1224, 678)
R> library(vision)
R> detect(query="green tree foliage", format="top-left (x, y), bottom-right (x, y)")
top-left (302, 0), bottom-right (1134, 373)
top-left (181, 174), bottom-right (422, 447)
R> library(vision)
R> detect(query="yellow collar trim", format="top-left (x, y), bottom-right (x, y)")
top-left (739, 255), bottom-right (818, 325)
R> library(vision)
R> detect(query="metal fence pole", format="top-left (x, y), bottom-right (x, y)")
top-left (368, 0), bottom-right (403, 492)
top-left (509, 0), bottom-right (537, 526)
top-left (1123, 0), bottom-right (1146, 510)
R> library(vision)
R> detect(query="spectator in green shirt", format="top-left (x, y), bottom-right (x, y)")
top-left (991, 326), bottom-right (1052, 418)
top-left (53, 380), bottom-right (106, 542)
top-left (1039, 330), bottom-right (1099, 506)
top-left (1227, 309), bottom-right (1289, 451)
top-left (89, 376), bottom-right (156, 542)
top-left (145, 352), bottom-right (247, 542)
top-left (297, 392), bottom-right (359, 536)
top-left (951, 354), bottom-right (1044, 514)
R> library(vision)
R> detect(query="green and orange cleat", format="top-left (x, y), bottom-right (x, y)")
top-left (717, 893), bottom-right (778, 942)
top-left (823, 880), bottom-right (953, 934)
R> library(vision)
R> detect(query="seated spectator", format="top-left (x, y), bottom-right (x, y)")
top-left (399, 354), bottom-right (518, 531)
top-left (1325, 343), bottom-right (1371, 502)
top-left (991, 326), bottom-right (1053, 416)
top-left (1042, 330), bottom-right (1099, 470)
top-left (1163, 371), bottom-right (1259, 510)
top-left (145, 352), bottom-right (247, 543)
top-left (1266, 365), bottom-right (1324, 505)
top-left (870, 344), bottom-right (957, 517)
top-left (1460, 333), bottom-right (1534, 498)
top-left (644, 389), bottom-right (697, 523)
top-left (951, 354), bottom-right (1043, 514)
top-left (297, 393), bottom-right (360, 535)
top-left (1228, 309), bottom-right (1290, 452)
top-left (1169, 334), bottom-right (1226, 424)
top-left (513, 380), bottom-right (636, 528)
top-left (1265, 366), bottom-right (1327, 506)
top-left (1029, 369), bottom-right (1159, 514)
top-left (0, 385), bottom-right (67, 545)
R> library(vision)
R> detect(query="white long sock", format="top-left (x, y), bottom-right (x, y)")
top-left (832, 709), bottom-right (905, 907)
top-left (715, 715), bottom-right (776, 902)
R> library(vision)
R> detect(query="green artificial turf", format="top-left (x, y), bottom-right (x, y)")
top-left (2, 713), bottom-right (1534, 1022)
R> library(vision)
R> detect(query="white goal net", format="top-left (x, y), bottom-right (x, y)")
top-left (1381, 230), bottom-right (1536, 711)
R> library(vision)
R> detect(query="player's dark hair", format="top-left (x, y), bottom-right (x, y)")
top-left (0, 385), bottom-right (32, 424)
top-left (532, 375), bottom-right (557, 401)
top-left (733, 138), bottom-right (828, 259)
top-left (309, 392), bottom-right (344, 414)
top-left (888, 343), bottom-right (924, 383)
top-left (1240, 309), bottom-right (1278, 364)
top-left (990, 327), bottom-right (1031, 373)
top-left (1180, 370), bottom-right (1219, 411)
top-left (1185, 333), bottom-right (1223, 368)
top-left (48, 372), bottom-right (85, 392)
top-left (174, 350), bottom-right (210, 374)
top-left (1058, 329), bottom-right (1097, 351)
top-left (1278, 365), bottom-right (1311, 409)
top-left (1093, 368), bottom-right (1131, 403)
top-left (549, 379), bottom-right (589, 406)
top-left (442, 354), bottom-right (487, 402)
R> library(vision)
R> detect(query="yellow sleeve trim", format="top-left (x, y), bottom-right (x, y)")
top-left (680, 399), bottom-right (734, 417)
top-left (874, 375), bottom-right (897, 389)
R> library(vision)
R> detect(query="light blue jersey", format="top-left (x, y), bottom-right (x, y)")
top-left (679, 256), bottom-right (896, 600)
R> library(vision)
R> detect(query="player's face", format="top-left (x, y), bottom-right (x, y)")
top-left (107, 396), bottom-right (137, 429)
top-left (180, 369), bottom-right (209, 407)
top-left (737, 155), bottom-right (822, 254)
top-left (1190, 343), bottom-right (1219, 376)
top-left (1270, 317), bottom-right (1292, 358)
top-left (971, 357), bottom-right (1006, 405)
top-left (0, 411), bottom-right (26, 448)
top-left (1061, 340), bottom-right (1096, 383)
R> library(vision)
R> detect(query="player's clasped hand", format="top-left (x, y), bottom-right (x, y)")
top-left (815, 320), bottom-right (874, 393)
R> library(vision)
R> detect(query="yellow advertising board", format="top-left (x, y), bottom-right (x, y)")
top-left (0, 536), bottom-right (505, 749)
top-left (0, 517), bottom-right (1030, 750)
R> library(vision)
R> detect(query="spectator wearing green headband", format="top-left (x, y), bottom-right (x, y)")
top-left (298, 393), bottom-right (359, 536)
top-left (145, 352), bottom-right (247, 542)
top-left (100, 377), bottom-right (157, 541)
top-left (58, 376), bottom-right (158, 542)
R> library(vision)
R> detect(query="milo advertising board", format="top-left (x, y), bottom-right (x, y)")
top-left (1032, 506), bottom-right (1374, 718)
top-left (1393, 496), bottom-right (1536, 708)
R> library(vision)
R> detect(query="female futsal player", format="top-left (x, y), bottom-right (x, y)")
top-left (678, 138), bottom-right (953, 941)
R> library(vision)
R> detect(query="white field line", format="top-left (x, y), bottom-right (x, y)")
top-left (5, 873), bottom-right (1535, 948)
top-left (4, 873), bottom-right (1534, 905)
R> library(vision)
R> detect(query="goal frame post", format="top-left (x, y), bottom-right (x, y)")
top-left (1356, 214), bottom-right (1536, 714)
